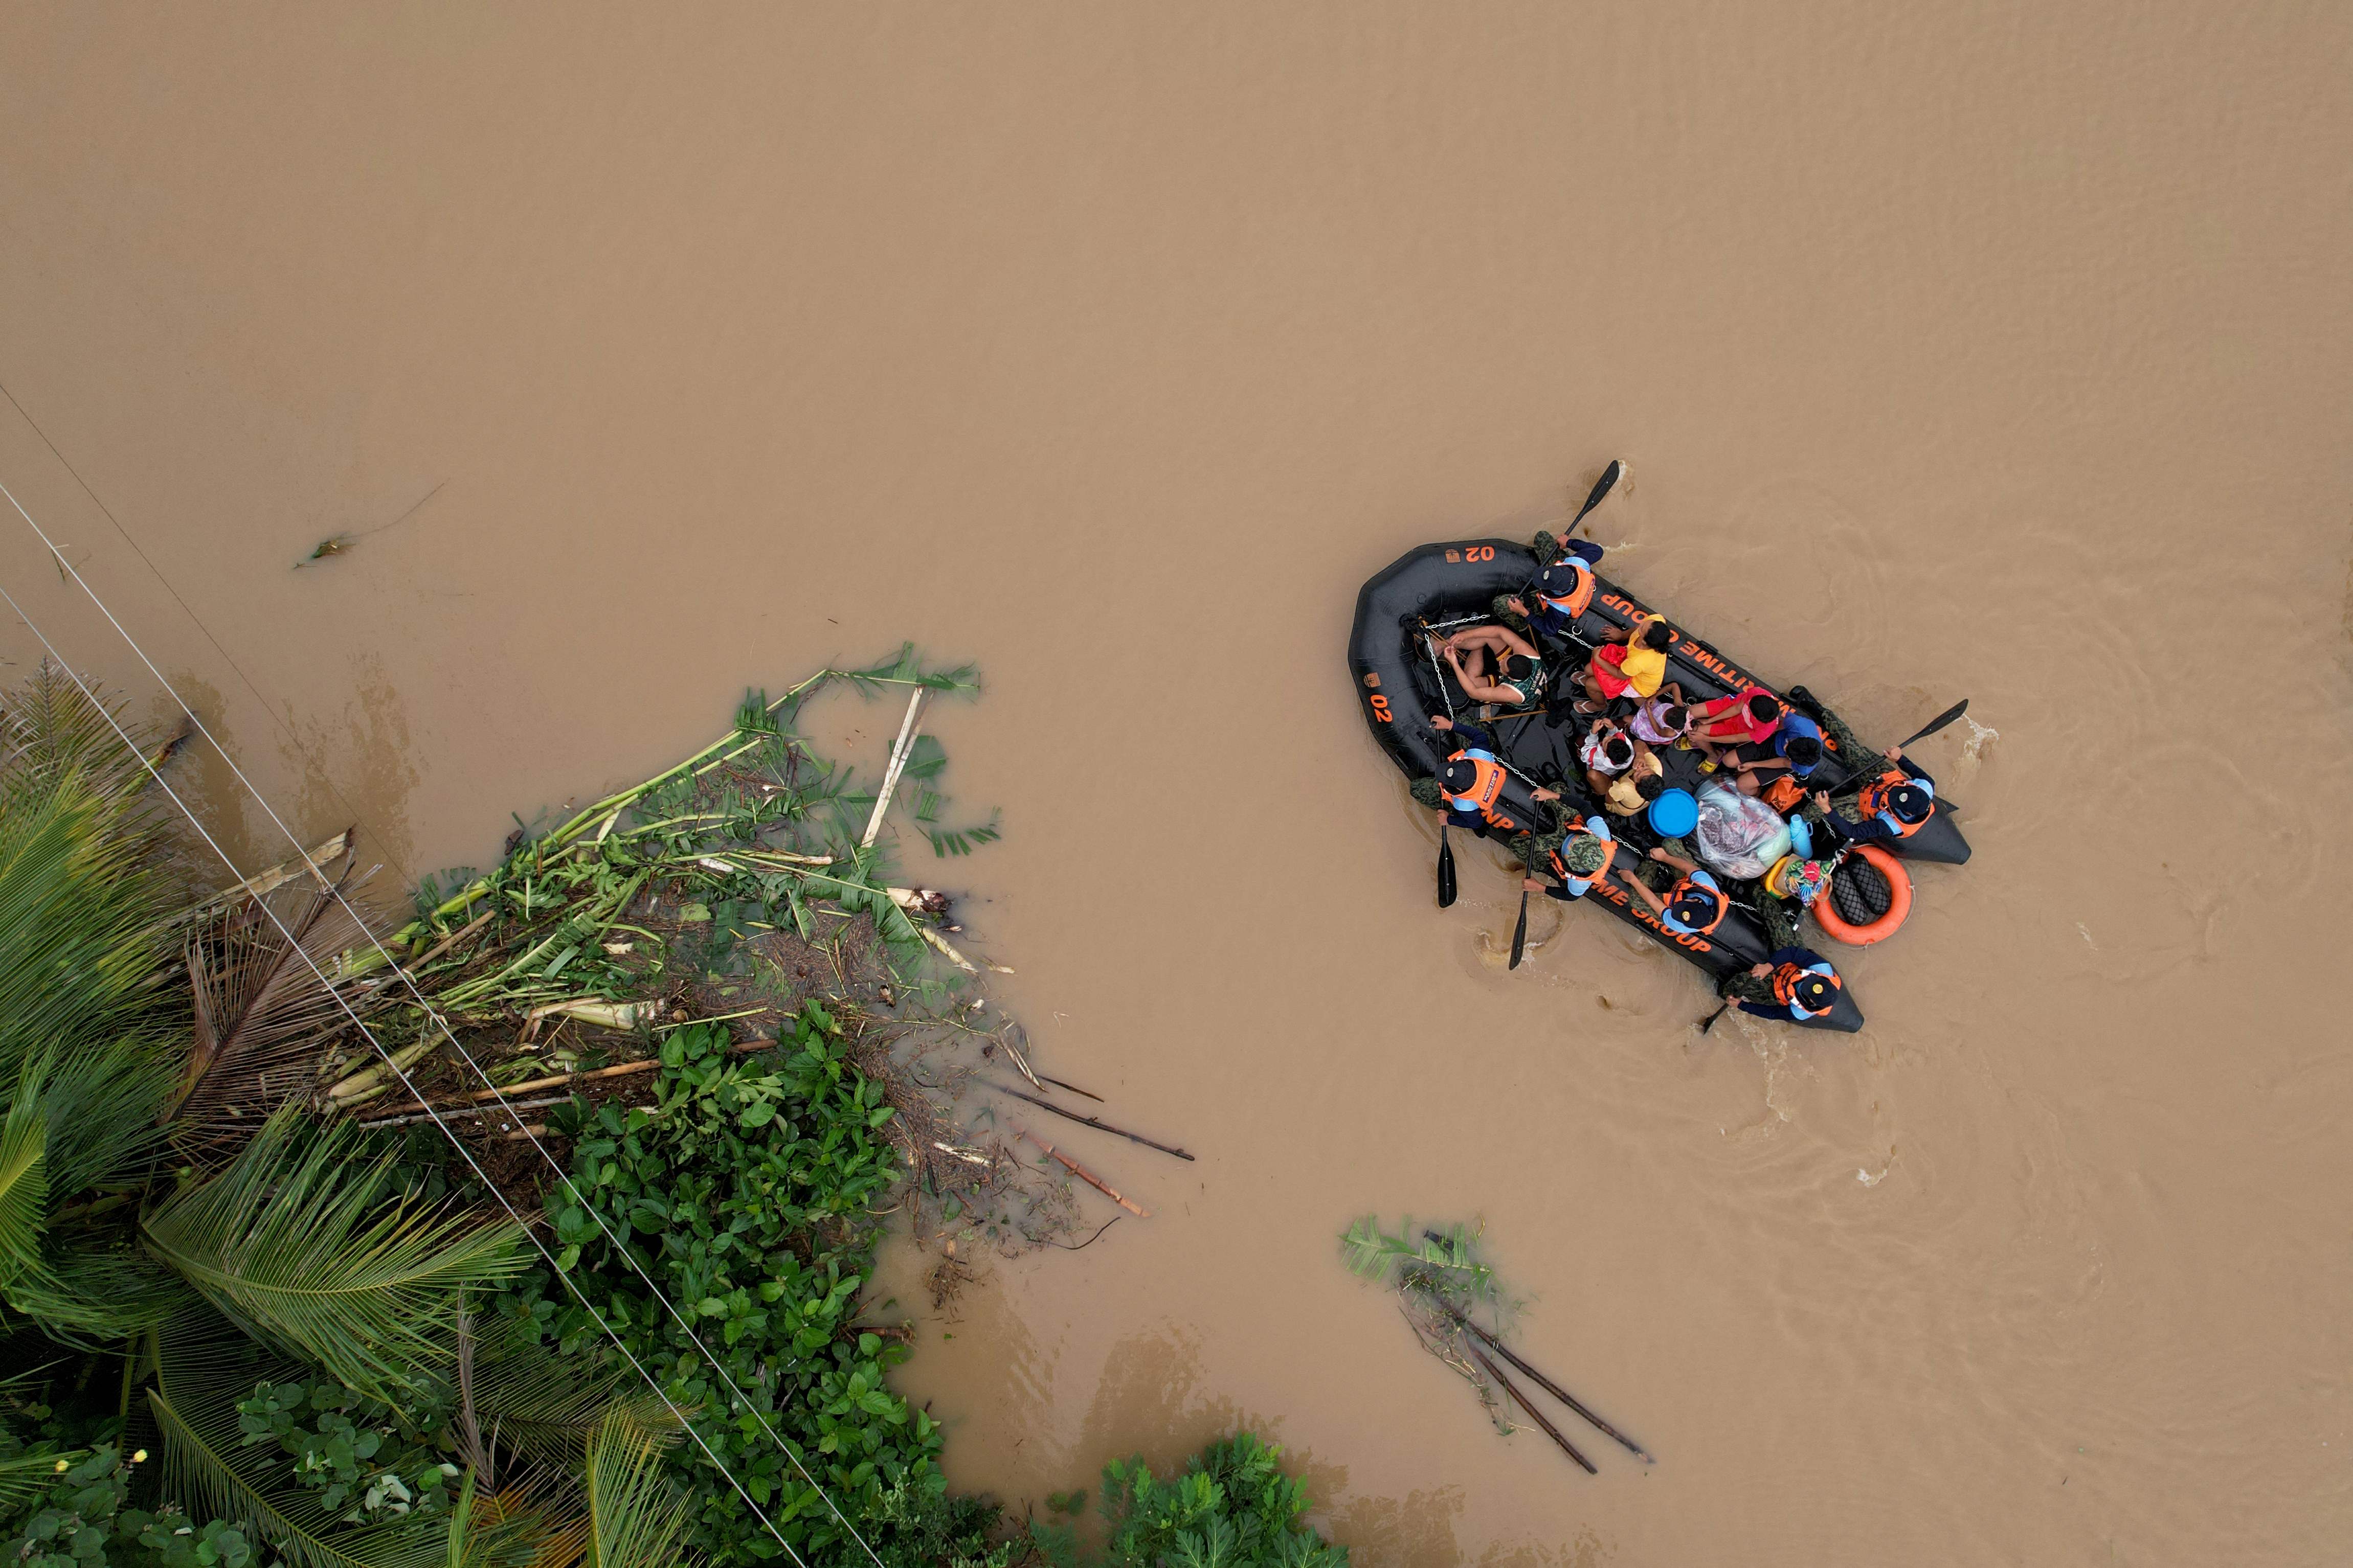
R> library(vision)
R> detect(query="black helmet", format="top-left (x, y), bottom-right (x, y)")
top-left (1794, 972), bottom-right (1838, 1014)
top-left (1886, 783), bottom-right (1933, 823)
top-left (1441, 759), bottom-right (1478, 794)
top-left (1668, 888), bottom-right (1720, 927)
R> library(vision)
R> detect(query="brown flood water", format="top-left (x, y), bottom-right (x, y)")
top-left (5, 5), bottom-right (2351, 1562)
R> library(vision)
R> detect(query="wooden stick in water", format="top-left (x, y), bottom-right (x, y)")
top-left (1018, 1128), bottom-right (1148, 1218)
top-left (988, 1080), bottom-right (1195, 1161)
top-left (1446, 1306), bottom-right (1652, 1461)
top-left (861, 689), bottom-right (927, 850)
top-left (1471, 1347), bottom-right (1597, 1475)
top-left (1039, 1074), bottom-right (1103, 1103)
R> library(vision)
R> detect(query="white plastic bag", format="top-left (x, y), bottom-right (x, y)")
top-left (1691, 782), bottom-right (1792, 880)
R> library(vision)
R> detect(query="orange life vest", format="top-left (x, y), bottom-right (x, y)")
top-left (1773, 960), bottom-right (1843, 1014)
top-left (1855, 769), bottom-right (1930, 837)
top-left (1537, 559), bottom-right (1595, 620)
top-left (1668, 877), bottom-right (1728, 936)
top-left (1441, 748), bottom-right (1507, 813)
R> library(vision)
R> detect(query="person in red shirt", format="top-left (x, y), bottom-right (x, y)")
top-left (1690, 688), bottom-right (1784, 760)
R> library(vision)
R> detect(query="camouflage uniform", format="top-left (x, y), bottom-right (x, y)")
top-left (1795, 698), bottom-right (1884, 831)
top-left (1632, 836), bottom-right (1694, 895)
top-left (1409, 775), bottom-right (1445, 812)
top-left (1718, 966), bottom-right (1778, 1005)
top-left (1757, 892), bottom-right (1803, 952)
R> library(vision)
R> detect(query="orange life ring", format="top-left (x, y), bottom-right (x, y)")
top-left (1811, 843), bottom-right (1913, 946)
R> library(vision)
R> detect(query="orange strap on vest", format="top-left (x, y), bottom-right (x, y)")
top-left (1855, 769), bottom-right (1927, 837)
top-left (1773, 962), bottom-right (1843, 1008)
top-left (1442, 749), bottom-right (1507, 812)
top-left (1672, 877), bottom-right (1728, 936)
top-left (1538, 560), bottom-right (1595, 620)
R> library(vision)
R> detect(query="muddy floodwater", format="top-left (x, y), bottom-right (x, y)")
top-left (5, 5), bottom-right (2351, 1562)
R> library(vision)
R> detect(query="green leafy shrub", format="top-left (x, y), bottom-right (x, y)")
top-left (520, 1007), bottom-right (963, 1564)
top-left (1, 1445), bottom-right (254, 1568)
top-left (1032, 1433), bottom-right (1348, 1568)
top-left (232, 1379), bottom-right (457, 1524)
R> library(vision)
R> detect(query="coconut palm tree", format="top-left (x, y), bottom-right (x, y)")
top-left (0, 669), bottom-right (695, 1568)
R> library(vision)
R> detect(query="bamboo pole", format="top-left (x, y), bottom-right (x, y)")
top-left (1471, 1348), bottom-right (1597, 1475)
top-left (988, 1080), bottom-right (1194, 1162)
top-left (1444, 1306), bottom-right (1652, 1462)
top-left (1018, 1128), bottom-right (1148, 1218)
top-left (861, 689), bottom-right (927, 849)
top-left (187, 829), bottom-right (352, 915)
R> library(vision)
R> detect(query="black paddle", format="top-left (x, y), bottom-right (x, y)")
top-left (1699, 1002), bottom-right (1731, 1034)
top-left (1565, 459), bottom-right (1625, 538)
top-left (1438, 820), bottom-right (1458, 908)
top-left (1896, 698), bottom-right (1968, 750)
top-left (1509, 885), bottom-right (1530, 968)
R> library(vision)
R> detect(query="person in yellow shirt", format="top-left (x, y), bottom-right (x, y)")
top-left (1576, 614), bottom-right (1675, 711)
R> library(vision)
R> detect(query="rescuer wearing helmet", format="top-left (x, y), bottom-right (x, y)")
top-left (1620, 845), bottom-right (1730, 936)
top-left (1498, 537), bottom-right (1606, 646)
top-left (1806, 744), bottom-right (1937, 847)
top-left (1717, 948), bottom-right (1845, 1023)
top-left (1408, 715), bottom-right (1559, 838)
top-left (1519, 814), bottom-right (1621, 902)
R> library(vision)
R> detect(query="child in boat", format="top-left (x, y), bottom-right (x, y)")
top-left (1437, 624), bottom-right (1544, 707)
top-left (1602, 748), bottom-right (1667, 818)
top-left (1689, 688), bottom-right (1783, 756)
top-left (1725, 712), bottom-right (1826, 796)
top-left (1628, 691), bottom-right (1692, 747)
top-left (1579, 722), bottom-right (1639, 800)
top-left (1519, 814), bottom-right (1619, 901)
top-left (1718, 948), bottom-right (1845, 1023)
top-left (1577, 614), bottom-right (1676, 710)
top-left (1622, 845), bottom-right (1730, 936)
top-left (1410, 714), bottom-right (1560, 838)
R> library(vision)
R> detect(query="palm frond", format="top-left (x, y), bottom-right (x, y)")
top-left (0, 1448), bottom-right (84, 1514)
top-left (1, 1246), bottom-right (189, 1346)
top-left (0, 767), bottom-right (178, 1094)
top-left (141, 1111), bottom-right (526, 1402)
top-left (0, 1074), bottom-right (47, 1287)
top-left (147, 1312), bottom-right (454, 1568)
top-left (465, 1339), bottom-right (677, 1471)
top-left (171, 871), bottom-right (378, 1149)
top-left (581, 1408), bottom-right (698, 1568)
top-left (0, 663), bottom-right (170, 814)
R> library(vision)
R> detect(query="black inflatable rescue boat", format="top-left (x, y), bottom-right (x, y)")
top-left (1350, 536), bottom-right (1969, 1033)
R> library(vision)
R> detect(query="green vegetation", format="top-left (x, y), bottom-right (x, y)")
top-left (0, 660), bottom-right (1360, 1568)
top-left (1030, 1435), bottom-right (1346, 1568)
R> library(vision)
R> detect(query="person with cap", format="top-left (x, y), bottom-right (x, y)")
top-left (1410, 714), bottom-right (1559, 838)
top-left (1621, 844), bottom-right (1730, 937)
top-left (1519, 813), bottom-right (1621, 902)
top-left (1437, 623), bottom-right (1545, 708)
top-left (1717, 947), bottom-right (1845, 1024)
top-left (1498, 536), bottom-right (1606, 647)
top-left (1805, 743), bottom-right (1937, 847)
